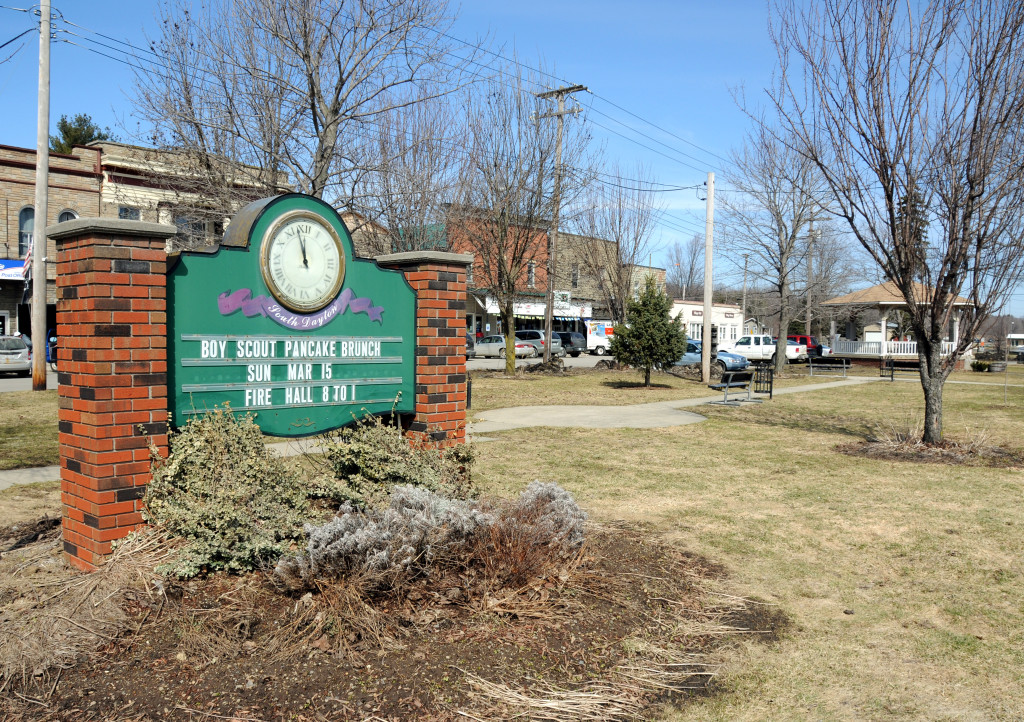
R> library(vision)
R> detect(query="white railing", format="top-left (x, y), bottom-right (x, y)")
top-left (830, 338), bottom-right (958, 357)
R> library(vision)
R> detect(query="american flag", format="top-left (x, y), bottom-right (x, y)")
top-left (21, 235), bottom-right (31, 280)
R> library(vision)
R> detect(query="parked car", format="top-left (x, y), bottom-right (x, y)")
top-left (674, 340), bottom-right (750, 374)
top-left (0, 335), bottom-right (31, 376)
top-left (514, 329), bottom-right (566, 358)
top-left (465, 332), bottom-right (476, 359)
top-left (554, 331), bottom-right (587, 357)
top-left (787, 334), bottom-right (832, 357)
top-left (475, 334), bottom-right (536, 358)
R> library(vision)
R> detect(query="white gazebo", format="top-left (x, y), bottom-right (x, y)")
top-left (821, 281), bottom-right (971, 358)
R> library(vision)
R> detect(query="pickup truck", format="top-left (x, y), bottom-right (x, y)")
top-left (719, 334), bottom-right (805, 363)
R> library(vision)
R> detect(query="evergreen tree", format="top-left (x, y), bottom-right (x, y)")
top-left (610, 275), bottom-right (686, 387)
top-left (49, 113), bottom-right (114, 154)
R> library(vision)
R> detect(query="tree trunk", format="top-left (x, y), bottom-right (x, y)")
top-left (775, 283), bottom-right (790, 375)
top-left (502, 307), bottom-right (516, 375)
top-left (644, 366), bottom-right (651, 387)
top-left (919, 341), bottom-right (944, 443)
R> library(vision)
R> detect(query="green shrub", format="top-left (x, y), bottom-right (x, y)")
top-left (144, 408), bottom-right (320, 577)
top-left (971, 360), bottom-right (990, 372)
top-left (320, 415), bottom-right (475, 508)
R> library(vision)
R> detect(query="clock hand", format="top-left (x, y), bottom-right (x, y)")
top-left (297, 229), bottom-right (309, 268)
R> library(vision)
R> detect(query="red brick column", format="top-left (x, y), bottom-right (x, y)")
top-left (376, 251), bottom-right (472, 447)
top-left (48, 219), bottom-right (178, 571)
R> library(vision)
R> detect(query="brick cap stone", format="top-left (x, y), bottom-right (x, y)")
top-left (376, 250), bottom-right (473, 267)
top-left (46, 218), bottom-right (178, 241)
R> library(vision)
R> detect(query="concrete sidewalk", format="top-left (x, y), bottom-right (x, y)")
top-left (469, 376), bottom-right (881, 435)
top-left (0, 438), bottom-right (323, 493)
top-left (0, 376), bottom-right (881, 492)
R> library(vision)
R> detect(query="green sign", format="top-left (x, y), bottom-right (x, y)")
top-left (168, 194), bottom-right (416, 436)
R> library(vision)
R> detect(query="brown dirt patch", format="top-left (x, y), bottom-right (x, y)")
top-left (0, 522), bottom-right (786, 721)
top-left (839, 440), bottom-right (1024, 467)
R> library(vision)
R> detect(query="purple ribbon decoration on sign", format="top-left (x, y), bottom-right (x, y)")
top-left (217, 287), bottom-right (385, 330)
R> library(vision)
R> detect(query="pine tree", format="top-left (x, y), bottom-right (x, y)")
top-left (49, 113), bottom-right (114, 154)
top-left (609, 275), bottom-right (687, 387)
top-left (894, 188), bottom-right (928, 281)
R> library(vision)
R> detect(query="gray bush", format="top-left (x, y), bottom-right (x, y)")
top-left (275, 481), bottom-right (587, 592)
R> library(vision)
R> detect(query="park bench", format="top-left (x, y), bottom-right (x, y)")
top-left (708, 364), bottom-right (774, 406)
top-left (880, 357), bottom-right (921, 381)
top-left (808, 357), bottom-right (850, 377)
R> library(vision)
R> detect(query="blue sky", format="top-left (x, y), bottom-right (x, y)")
top-left (2, 1), bottom-right (1020, 313)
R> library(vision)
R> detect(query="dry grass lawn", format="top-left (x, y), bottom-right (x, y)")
top-left (472, 374), bottom-right (1024, 720)
top-left (0, 390), bottom-right (58, 470)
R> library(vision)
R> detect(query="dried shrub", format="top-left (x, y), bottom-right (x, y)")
top-left (275, 481), bottom-right (587, 594)
top-left (145, 408), bottom-right (324, 577)
top-left (320, 415), bottom-right (475, 508)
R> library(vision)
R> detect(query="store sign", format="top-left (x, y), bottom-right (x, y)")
top-left (0, 259), bottom-right (25, 280)
top-left (484, 296), bottom-right (592, 318)
top-left (168, 194), bottom-right (416, 436)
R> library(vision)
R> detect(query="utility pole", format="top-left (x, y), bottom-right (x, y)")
top-left (805, 221), bottom-right (815, 335)
top-left (701, 172), bottom-right (714, 383)
top-left (536, 84), bottom-right (585, 363)
top-left (741, 253), bottom-right (749, 334)
top-left (31, 0), bottom-right (51, 391)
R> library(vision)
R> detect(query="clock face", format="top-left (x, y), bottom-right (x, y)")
top-left (260, 211), bottom-right (345, 312)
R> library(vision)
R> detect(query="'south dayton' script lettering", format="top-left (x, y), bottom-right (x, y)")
top-left (217, 288), bottom-right (385, 329)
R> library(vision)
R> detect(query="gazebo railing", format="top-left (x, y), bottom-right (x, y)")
top-left (831, 338), bottom-right (958, 357)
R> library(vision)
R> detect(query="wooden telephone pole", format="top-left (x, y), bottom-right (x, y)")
top-left (537, 84), bottom-right (586, 363)
top-left (32, 0), bottom-right (51, 390)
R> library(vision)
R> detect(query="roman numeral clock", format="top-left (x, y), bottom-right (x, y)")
top-left (167, 193), bottom-right (417, 436)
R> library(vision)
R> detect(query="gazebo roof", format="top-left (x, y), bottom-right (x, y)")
top-left (822, 281), bottom-right (971, 308)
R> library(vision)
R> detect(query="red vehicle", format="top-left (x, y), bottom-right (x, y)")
top-left (787, 334), bottom-right (832, 357)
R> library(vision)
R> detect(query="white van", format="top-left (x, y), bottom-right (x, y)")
top-left (584, 320), bottom-right (615, 355)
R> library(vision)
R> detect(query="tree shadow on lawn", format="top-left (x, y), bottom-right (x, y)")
top-left (602, 381), bottom-right (676, 390)
top-left (701, 405), bottom-right (874, 440)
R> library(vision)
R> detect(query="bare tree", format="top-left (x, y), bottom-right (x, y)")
top-left (131, 0), bottom-right (469, 226)
top-left (449, 66), bottom-right (561, 374)
top-left (570, 165), bottom-right (662, 325)
top-left (770, 0), bottom-right (1024, 442)
top-left (721, 123), bottom-right (826, 372)
top-left (348, 97), bottom-right (469, 254)
top-left (665, 234), bottom-right (704, 300)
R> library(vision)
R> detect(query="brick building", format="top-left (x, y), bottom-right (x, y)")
top-left (0, 141), bottom-right (274, 338)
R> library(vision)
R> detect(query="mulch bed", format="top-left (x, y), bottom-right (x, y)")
top-left (1, 522), bottom-right (787, 721)
top-left (839, 440), bottom-right (1024, 467)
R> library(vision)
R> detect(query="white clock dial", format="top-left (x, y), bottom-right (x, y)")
top-left (260, 212), bottom-right (345, 312)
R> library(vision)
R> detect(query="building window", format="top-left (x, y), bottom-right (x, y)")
top-left (528, 261), bottom-right (536, 288)
top-left (18, 207), bottom-right (33, 257)
top-left (118, 206), bottom-right (141, 221)
top-left (731, 325), bottom-right (737, 340)
top-left (571, 263), bottom-right (579, 289)
top-left (58, 210), bottom-right (78, 223)
top-left (173, 214), bottom-right (206, 242)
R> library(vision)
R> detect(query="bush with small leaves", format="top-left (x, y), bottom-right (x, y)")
top-left (321, 415), bottom-right (475, 508)
top-left (275, 481), bottom-right (587, 593)
top-left (144, 408), bottom-right (322, 577)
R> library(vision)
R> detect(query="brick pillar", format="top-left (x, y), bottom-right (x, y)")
top-left (376, 251), bottom-right (472, 447)
top-left (48, 219), bottom-right (177, 571)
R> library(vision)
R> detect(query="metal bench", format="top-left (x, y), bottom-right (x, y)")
top-left (809, 357), bottom-right (849, 377)
top-left (880, 357), bottom-right (921, 381)
top-left (708, 365), bottom-right (773, 406)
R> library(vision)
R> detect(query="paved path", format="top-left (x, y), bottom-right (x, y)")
top-left (0, 376), bottom-right (887, 491)
top-left (0, 438), bottom-right (322, 494)
top-left (469, 376), bottom-right (881, 435)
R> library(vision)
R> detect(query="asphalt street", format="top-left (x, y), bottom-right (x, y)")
top-left (0, 370), bottom-right (58, 393)
top-left (467, 352), bottom-right (605, 372)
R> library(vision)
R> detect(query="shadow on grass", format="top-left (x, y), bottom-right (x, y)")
top-left (602, 381), bottom-right (676, 390)
top-left (701, 405), bottom-right (874, 440)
